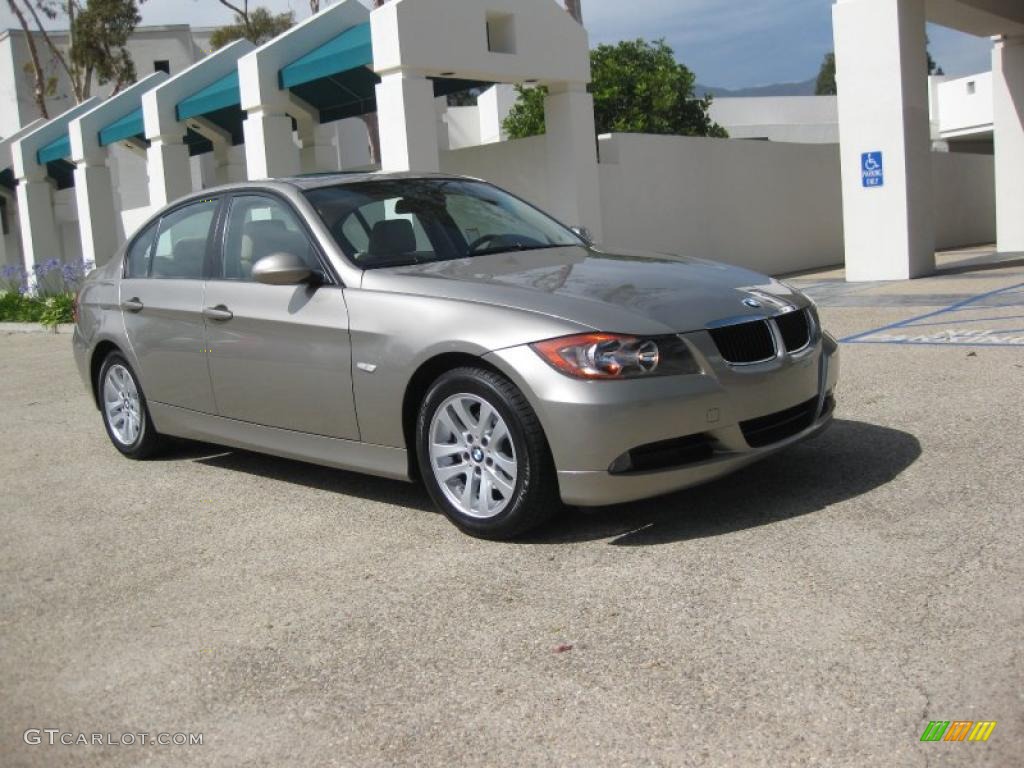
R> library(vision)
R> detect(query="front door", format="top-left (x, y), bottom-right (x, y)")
top-left (120, 198), bottom-right (219, 414)
top-left (203, 193), bottom-right (359, 440)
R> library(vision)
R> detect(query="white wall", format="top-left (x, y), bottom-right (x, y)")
top-left (108, 146), bottom-right (151, 213)
top-left (710, 96), bottom-right (840, 144)
top-left (932, 148), bottom-right (996, 249)
top-left (440, 133), bottom-right (553, 213)
top-left (440, 130), bottom-right (995, 275)
top-left (444, 107), bottom-right (482, 149)
top-left (0, 34), bottom-right (35, 140)
top-left (478, 84), bottom-right (517, 144)
top-left (937, 72), bottom-right (994, 138)
top-left (53, 187), bottom-right (83, 265)
top-left (597, 133), bottom-right (846, 274)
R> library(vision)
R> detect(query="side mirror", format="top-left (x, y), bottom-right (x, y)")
top-left (252, 253), bottom-right (313, 286)
top-left (571, 226), bottom-right (593, 245)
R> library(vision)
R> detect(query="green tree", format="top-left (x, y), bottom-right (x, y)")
top-left (69, 0), bottom-right (141, 94)
top-left (5, 0), bottom-right (143, 117)
top-left (209, 1), bottom-right (294, 49)
top-left (504, 39), bottom-right (727, 140)
top-left (815, 52), bottom-right (836, 96)
top-left (927, 44), bottom-right (944, 76)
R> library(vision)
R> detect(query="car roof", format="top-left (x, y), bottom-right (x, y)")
top-left (163, 172), bottom-right (481, 205)
top-left (278, 170), bottom-right (465, 191)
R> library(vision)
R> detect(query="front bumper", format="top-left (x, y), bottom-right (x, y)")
top-left (486, 328), bottom-right (839, 507)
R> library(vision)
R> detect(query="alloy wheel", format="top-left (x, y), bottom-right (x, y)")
top-left (103, 364), bottom-right (142, 446)
top-left (428, 393), bottom-right (518, 519)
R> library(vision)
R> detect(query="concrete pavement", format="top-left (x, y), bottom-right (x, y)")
top-left (1, 253), bottom-right (1022, 767)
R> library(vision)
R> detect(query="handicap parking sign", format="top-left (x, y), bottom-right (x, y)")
top-left (862, 152), bottom-right (884, 188)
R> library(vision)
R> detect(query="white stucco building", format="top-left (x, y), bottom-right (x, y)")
top-left (1, 0), bottom-right (1019, 286)
top-left (833, 0), bottom-right (1024, 280)
top-left (1, 0), bottom-right (601, 275)
top-left (710, 75), bottom-right (996, 150)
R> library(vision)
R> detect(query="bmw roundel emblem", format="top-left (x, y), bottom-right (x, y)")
top-left (743, 297), bottom-right (762, 309)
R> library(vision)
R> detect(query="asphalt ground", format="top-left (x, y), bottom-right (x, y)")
top-left (1, 250), bottom-right (1022, 767)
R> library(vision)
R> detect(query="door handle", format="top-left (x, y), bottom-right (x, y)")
top-left (122, 298), bottom-right (144, 313)
top-left (203, 305), bottom-right (234, 322)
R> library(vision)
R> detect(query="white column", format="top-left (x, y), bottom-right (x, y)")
top-left (243, 108), bottom-right (300, 179)
top-left (0, 192), bottom-right (12, 268)
top-left (375, 72), bottom-right (440, 172)
top-left (337, 118), bottom-right (372, 170)
top-left (16, 175), bottom-right (61, 276)
top-left (298, 123), bottom-right (340, 174)
top-left (993, 35), bottom-right (1024, 253)
top-left (72, 161), bottom-right (120, 267)
top-left (147, 137), bottom-right (193, 208)
top-left (833, 0), bottom-right (934, 280)
top-left (543, 83), bottom-right (603, 241)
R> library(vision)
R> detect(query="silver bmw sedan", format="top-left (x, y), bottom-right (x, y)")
top-left (73, 173), bottom-right (839, 539)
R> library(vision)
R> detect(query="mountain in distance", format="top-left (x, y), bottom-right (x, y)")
top-left (694, 77), bottom-right (818, 98)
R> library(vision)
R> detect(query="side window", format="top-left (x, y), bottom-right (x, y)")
top-left (221, 195), bottom-right (318, 281)
top-left (125, 222), bottom-right (158, 278)
top-left (150, 200), bottom-right (218, 280)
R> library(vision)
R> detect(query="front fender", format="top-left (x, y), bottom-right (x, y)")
top-left (346, 289), bottom-right (588, 448)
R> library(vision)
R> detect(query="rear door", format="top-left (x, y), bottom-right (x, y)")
top-left (120, 198), bottom-right (219, 413)
top-left (202, 192), bottom-right (359, 440)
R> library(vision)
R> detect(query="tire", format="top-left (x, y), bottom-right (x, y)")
top-left (416, 366), bottom-right (560, 540)
top-left (98, 351), bottom-right (165, 459)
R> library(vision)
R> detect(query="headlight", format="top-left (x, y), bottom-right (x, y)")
top-left (531, 333), bottom-right (701, 380)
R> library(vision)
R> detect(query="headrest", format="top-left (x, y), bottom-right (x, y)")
top-left (368, 219), bottom-right (417, 256)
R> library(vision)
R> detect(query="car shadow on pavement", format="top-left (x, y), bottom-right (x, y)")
top-left (522, 419), bottom-right (922, 546)
top-left (155, 419), bottom-right (918, 545)
top-left (166, 443), bottom-right (436, 513)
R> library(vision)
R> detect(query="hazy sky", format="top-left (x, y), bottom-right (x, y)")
top-left (0, 0), bottom-right (994, 89)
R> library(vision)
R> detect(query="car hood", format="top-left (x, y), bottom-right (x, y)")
top-left (360, 245), bottom-right (807, 336)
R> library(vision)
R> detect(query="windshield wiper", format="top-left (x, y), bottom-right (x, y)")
top-left (468, 244), bottom-right (558, 258)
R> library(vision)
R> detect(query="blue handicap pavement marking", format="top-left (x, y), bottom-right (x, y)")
top-left (862, 152), bottom-right (884, 188)
top-left (841, 282), bottom-right (1024, 347)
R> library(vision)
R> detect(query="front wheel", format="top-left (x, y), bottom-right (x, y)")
top-left (416, 367), bottom-right (560, 540)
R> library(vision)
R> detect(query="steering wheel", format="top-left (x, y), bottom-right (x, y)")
top-left (467, 233), bottom-right (504, 254)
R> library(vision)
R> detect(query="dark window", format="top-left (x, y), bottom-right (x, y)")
top-left (125, 222), bottom-right (158, 278)
top-left (154, 60), bottom-right (170, 74)
top-left (220, 195), bottom-right (317, 281)
top-left (150, 200), bottom-right (218, 280)
top-left (0, 197), bottom-right (8, 236)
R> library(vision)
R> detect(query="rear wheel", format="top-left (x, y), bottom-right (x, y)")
top-left (416, 367), bottom-right (560, 540)
top-left (98, 352), bottom-right (164, 459)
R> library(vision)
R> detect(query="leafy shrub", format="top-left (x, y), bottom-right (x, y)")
top-left (39, 294), bottom-right (76, 328)
top-left (0, 259), bottom-right (93, 327)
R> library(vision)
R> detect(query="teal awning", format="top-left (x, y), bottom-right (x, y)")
top-left (280, 23), bottom-right (372, 90)
top-left (37, 134), bottom-right (71, 164)
top-left (177, 71), bottom-right (241, 121)
top-left (99, 107), bottom-right (144, 146)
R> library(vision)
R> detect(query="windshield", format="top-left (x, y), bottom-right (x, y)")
top-left (303, 178), bottom-right (584, 269)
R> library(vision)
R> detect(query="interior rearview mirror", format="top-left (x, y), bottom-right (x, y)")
top-left (252, 253), bottom-right (314, 286)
